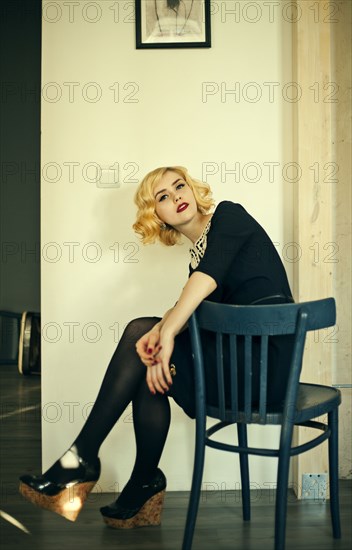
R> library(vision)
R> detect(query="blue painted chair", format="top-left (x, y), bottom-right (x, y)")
top-left (183, 298), bottom-right (341, 550)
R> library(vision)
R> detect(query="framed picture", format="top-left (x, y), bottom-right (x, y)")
top-left (135, 0), bottom-right (211, 49)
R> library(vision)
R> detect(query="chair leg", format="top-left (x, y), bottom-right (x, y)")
top-left (328, 408), bottom-right (341, 539)
top-left (182, 413), bottom-right (207, 550)
top-left (274, 445), bottom-right (291, 550)
top-left (237, 423), bottom-right (250, 521)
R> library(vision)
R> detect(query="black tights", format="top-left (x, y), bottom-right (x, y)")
top-left (45, 318), bottom-right (171, 487)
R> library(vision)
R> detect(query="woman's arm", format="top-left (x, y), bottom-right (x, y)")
top-left (162, 272), bottom-right (216, 337)
top-left (145, 271), bottom-right (217, 394)
top-left (136, 272), bottom-right (217, 393)
top-left (135, 308), bottom-right (173, 367)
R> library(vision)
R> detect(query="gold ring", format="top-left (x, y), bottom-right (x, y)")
top-left (170, 364), bottom-right (176, 377)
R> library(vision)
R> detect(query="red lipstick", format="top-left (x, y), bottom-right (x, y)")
top-left (177, 203), bottom-right (189, 213)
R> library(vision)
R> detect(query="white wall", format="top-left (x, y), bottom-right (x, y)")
top-left (41, 0), bottom-right (293, 494)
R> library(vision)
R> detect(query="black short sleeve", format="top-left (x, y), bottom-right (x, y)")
top-left (190, 201), bottom-right (293, 305)
top-left (192, 201), bottom-right (253, 287)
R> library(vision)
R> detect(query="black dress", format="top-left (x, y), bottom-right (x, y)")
top-left (169, 201), bottom-right (294, 418)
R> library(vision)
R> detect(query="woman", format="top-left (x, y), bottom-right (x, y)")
top-left (19, 166), bottom-right (293, 529)
top-left (145, 0), bottom-right (203, 42)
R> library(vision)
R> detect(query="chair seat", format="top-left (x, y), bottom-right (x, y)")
top-left (262, 383), bottom-right (340, 425)
top-left (294, 382), bottom-right (341, 422)
top-left (206, 383), bottom-right (341, 425)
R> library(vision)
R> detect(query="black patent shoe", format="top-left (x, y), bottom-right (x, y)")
top-left (19, 448), bottom-right (101, 521)
top-left (100, 468), bottom-right (166, 529)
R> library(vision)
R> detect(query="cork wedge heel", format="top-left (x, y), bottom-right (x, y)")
top-left (102, 489), bottom-right (165, 529)
top-left (100, 468), bottom-right (166, 529)
top-left (19, 448), bottom-right (101, 521)
top-left (19, 479), bottom-right (97, 521)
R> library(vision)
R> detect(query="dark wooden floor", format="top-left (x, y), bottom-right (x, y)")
top-left (0, 364), bottom-right (351, 550)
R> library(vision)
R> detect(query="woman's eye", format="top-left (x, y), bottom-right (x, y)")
top-left (159, 194), bottom-right (168, 202)
top-left (176, 183), bottom-right (185, 190)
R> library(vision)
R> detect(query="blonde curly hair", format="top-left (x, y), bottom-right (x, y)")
top-left (133, 166), bottom-right (214, 246)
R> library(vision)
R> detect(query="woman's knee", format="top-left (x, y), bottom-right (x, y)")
top-left (123, 317), bottom-right (160, 343)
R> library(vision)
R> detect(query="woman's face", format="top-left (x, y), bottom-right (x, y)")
top-left (153, 170), bottom-right (198, 230)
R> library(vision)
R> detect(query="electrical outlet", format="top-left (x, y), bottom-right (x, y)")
top-left (302, 473), bottom-right (327, 500)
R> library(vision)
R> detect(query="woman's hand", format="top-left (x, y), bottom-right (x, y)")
top-left (135, 325), bottom-right (162, 368)
top-left (143, 272), bottom-right (216, 394)
top-left (136, 272), bottom-right (216, 395)
top-left (146, 328), bottom-right (175, 395)
top-left (135, 324), bottom-right (174, 394)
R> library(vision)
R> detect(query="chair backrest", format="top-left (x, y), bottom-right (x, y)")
top-left (188, 298), bottom-right (336, 424)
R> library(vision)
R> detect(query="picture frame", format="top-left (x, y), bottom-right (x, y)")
top-left (135, 0), bottom-right (211, 49)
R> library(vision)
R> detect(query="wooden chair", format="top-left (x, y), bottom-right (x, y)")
top-left (182, 298), bottom-right (341, 550)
